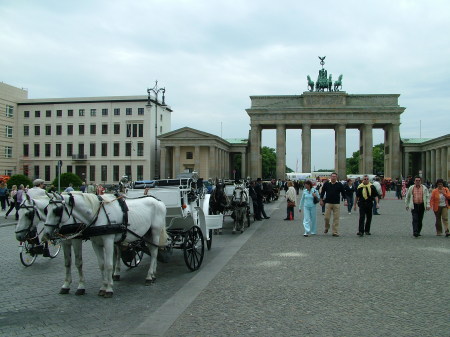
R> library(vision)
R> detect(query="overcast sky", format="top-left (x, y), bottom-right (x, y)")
top-left (1, 0), bottom-right (449, 172)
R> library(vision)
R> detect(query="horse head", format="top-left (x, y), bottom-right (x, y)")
top-left (44, 192), bottom-right (76, 238)
top-left (15, 193), bottom-right (50, 242)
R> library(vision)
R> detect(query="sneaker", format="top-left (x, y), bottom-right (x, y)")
top-left (365, 232), bottom-right (371, 235)
top-left (332, 233), bottom-right (340, 237)
top-left (357, 232), bottom-right (363, 236)
top-left (303, 234), bottom-right (309, 237)
top-left (348, 212), bottom-right (351, 215)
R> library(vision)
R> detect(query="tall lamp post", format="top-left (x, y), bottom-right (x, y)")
top-left (147, 80), bottom-right (166, 180)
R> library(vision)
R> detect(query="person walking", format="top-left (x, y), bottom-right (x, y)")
top-left (429, 178), bottom-right (450, 237)
top-left (372, 177), bottom-right (382, 215)
top-left (344, 179), bottom-right (356, 214)
top-left (284, 181), bottom-right (296, 220)
top-left (5, 185), bottom-right (17, 219)
top-left (248, 180), bottom-right (261, 221)
top-left (319, 172), bottom-right (345, 237)
top-left (255, 178), bottom-right (269, 220)
top-left (299, 180), bottom-right (319, 236)
top-left (354, 175), bottom-right (379, 236)
top-left (0, 182), bottom-right (8, 211)
top-left (405, 176), bottom-right (430, 237)
top-left (395, 178), bottom-right (403, 200)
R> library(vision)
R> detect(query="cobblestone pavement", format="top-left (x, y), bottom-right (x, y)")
top-left (1, 191), bottom-right (449, 337)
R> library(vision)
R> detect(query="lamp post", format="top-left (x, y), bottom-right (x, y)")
top-left (146, 80), bottom-right (166, 180)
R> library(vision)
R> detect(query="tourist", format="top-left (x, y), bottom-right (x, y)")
top-left (248, 180), bottom-right (261, 221)
top-left (255, 178), bottom-right (269, 220)
top-left (87, 182), bottom-right (95, 194)
top-left (354, 175), bottom-right (379, 236)
top-left (0, 182), bottom-right (8, 211)
top-left (319, 172), bottom-right (345, 237)
top-left (405, 176), bottom-right (430, 237)
top-left (64, 183), bottom-right (74, 192)
top-left (298, 180), bottom-right (319, 236)
top-left (5, 185), bottom-right (17, 219)
top-left (80, 182), bottom-right (87, 193)
top-left (429, 178), bottom-right (450, 237)
top-left (284, 181), bottom-right (296, 220)
top-left (372, 177), bottom-right (382, 215)
top-left (395, 178), bottom-right (403, 200)
top-left (344, 178), bottom-right (355, 214)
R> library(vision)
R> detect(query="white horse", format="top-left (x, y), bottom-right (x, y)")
top-left (42, 192), bottom-right (86, 295)
top-left (15, 192), bottom-right (49, 243)
top-left (230, 184), bottom-right (250, 234)
top-left (45, 192), bottom-right (167, 297)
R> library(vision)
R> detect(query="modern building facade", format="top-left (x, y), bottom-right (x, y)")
top-left (0, 82), bottom-right (172, 184)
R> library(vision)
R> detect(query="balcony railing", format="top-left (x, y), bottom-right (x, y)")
top-left (72, 154), bottom-right (87, 160)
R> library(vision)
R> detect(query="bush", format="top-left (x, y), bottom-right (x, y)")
top-left (6, 174), bottom-right (33, 189)
top-left (51, 172), bottom-right (83, 190)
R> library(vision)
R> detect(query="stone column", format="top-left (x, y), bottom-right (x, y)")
top-left (250, 124), bottom-right (262, 178)
top-left (436, 147), bottom-right (442, 180)
top-left (209, 146), bottom-right (215, 179)
top-left (404, 152), bottom-right (409, 177)
top-left (174, 146), bottom-right (181, 178)
top-left (160, 146), bottom-right (167, 179)
top-left (276, 124), bottom-right (286, 180)
top-left (425, 150), bottom-right (431, 181)
top-left (335, 124), bottom-right (346, 179)
top-left (364, 124), bottom-right (373, 174)
top-left (384, 125), bottom-right (392, 178)
top-left (241, 151), bottom-right (246, 179)
top-left (431, 149), bottom-right (436, 183)
top-left (301, 124), bottom-right (311, 173)
top-left (194, 146), bottom-right (201, 175)
top-left (447, 147), bottom-right (450, 181)
top-left (391, 123), bottom-right (401, 179)
top-left (359, 127), bottom-right (364, 173)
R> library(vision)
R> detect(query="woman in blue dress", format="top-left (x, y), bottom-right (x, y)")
top-left (299, 180), bottom-right (320, 237)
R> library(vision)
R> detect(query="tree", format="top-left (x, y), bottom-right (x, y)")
top-left (51, 172), bottom-right (83, 190)
top-left (346, 143), bottom-right (384, 175)
top-left (262, 146), bottom-right (277, 179)
top-left (6, 174), bottom-right (32, 189)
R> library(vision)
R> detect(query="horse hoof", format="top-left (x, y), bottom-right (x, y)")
top-left (59, 288), bottom-right (70, 295)
top-left (104, 292), bottom-right (113, 298)
top-left (112, 275), bottom-right (120, 281)
top-left (75, 289), bottom-right (86, 296)
top-left (145, 278), bottom-right (154, 286)
top-left (98, 290), bottom-right (106, 297)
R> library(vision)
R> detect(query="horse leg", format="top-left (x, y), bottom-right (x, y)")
top-left (102, 235), bottom-right (116, 297)
top-left (91, 237), bottom-right (107, 297)
top-left (112, 244), bottom-right (121, 281)
top-left (59, 241), bottom-right (72, 294)
top-left (72, 239), bottom-right (86, 295)
top-left (145, 228), bottom-right (161, 285)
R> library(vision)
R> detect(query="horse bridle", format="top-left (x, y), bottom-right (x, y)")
top-left (14, 199), bottom-right (46, 236)
top-left (44, 193), bottom-right (77, 232)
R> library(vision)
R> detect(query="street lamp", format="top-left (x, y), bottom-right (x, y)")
top-left (146, 80), bottom-right (166, 180)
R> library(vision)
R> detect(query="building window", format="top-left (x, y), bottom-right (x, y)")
top-left (114, 124), bottom-right (120, 135)
top-left (113, 165), bottom-right (120, 182)
top-left (101, 143), bottom-right (107, 156)
top-left (125, 166), bottom-right (131, 180)
top-left (66, 125), bottom-right (73, 135)
top-left (45, 144), bottom-right (51, 157)
top-left (90, 165), bottom-right (95, 182)
top-left (67, 143), bottom-right (73, 156)
top-left (34, 166), bottom-right (40, 179)
top-left (114, 108), bottom-right (120, 116)
top-left (138, 108), bottom-right (144, 115)
top-left (46, 110), bottom-right (51, 117)
top-left (6, 105), bottom-right (13, 117)
top-left (23, 165), bottom-right (29, 177)
top-left (6, 125), bottom-right (13, 138)
top-left (78, 143), bottom-right (85, 156)
top-left (34, 144), bottom-right (40, 157)
top-left (137, 143), bottom-right (144, 156)
top-left (137, 165), bottom-right (143, 181)
top-left (90, 109), bottom-right (96, 116)
top-left (90, 143), bottom-right (96, 156)
top-left (126, 108), bottom-right (132, 115)
top-left (126, 123), bottom-right (144, 137)
top-left (102, 108), bottom-right (108, 116)
top-left (90, 124), bottom-right (96, 135)
top-left (56, 109), bottom-right (62, 117)
top-left (56, 143), bottom-right (61, 157)
top-left (24, 125), bottom-right (29, 136)
top-left (113, 143), bottom-right (120, 157)
top-left (24, 111), bottom-right (30, 118)
top-left (79, 109), bottom-right (85, 116)
top-left (125, 142), bottom-right (131, 157)
top-left (35, 110), bottom-right (40, 118)
top-left (67, 165), bottom-right (73, 173)
top-left (160, 114), bottom-right (163, 122)
top-left (45, 166), bottom-right (51, 181)
top-left (34, 125), bottom-right (40, 136)
top-left (102, 124), bottom-right (108, 135)
top-left (5, 146), bottom-right (12, 158)
top-left (186, 152), bottom-right (193, 159)
top-left (56, 125), bottom-right (62, 135)
top-left (23, 144), bottom-right (29, 157)
top-left (68, 109), bottom-right (73, 117)
top-left (101, 165), bottom-right (107, 182)
top-left (45, 125), bottom-right (51, 136)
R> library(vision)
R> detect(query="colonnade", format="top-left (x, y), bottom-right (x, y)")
top-left (405, 146), bottom-right (449, 183)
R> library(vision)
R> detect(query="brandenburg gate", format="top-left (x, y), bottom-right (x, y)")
top-left (246, 60), bottom-right (405, 180)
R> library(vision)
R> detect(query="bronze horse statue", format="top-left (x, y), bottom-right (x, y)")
top-left (334, 74), bottom-right (343, 91)
top-left (307, 75), bottom-right (314, 92)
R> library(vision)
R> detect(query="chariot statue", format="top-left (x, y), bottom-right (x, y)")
top-left (306, 56), bottom-right (343, 92)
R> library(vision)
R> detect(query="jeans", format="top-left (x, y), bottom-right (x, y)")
top-left (346, 196), bottom-right (354, 212)
top-left (411, 203), bottom-right (425, 235)
top-left (358, 202), bottom-right (373, 233)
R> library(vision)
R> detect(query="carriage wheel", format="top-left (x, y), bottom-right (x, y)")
top-left (183, 226), bottom-right (204, 271)
top-left (19, 241), bottom-right (37, 267)
top-left (48, 239), bottom-right (61, 258)
top-left (122, 250), bottom-right (144, 268)
top-left (206, 229), bottom-right (212, 251)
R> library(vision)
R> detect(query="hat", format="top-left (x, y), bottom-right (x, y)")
top-left (256, 178), bottom-right (262, 182)
top-left (33, 179), bottom-right (45, 186)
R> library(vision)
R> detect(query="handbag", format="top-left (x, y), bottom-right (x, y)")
top-left (312, 190), bottom-right (320, 204)
top-left (287, 200), bottom-right (296, 208)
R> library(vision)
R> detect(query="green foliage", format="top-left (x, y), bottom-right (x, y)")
top-left (51, 172), bottom-right (83, 189)
top-left (262, 146), bottom-right (276, 179)
top-left (6, 174), bottom-right (33, 189)
top-left (346, 143), bottom-right (384, 175)
top-left (286, 166), bottom-right (293, 173)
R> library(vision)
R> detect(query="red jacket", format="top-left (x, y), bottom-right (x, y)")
top-left (430, 187), bottom-right (450, 212)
